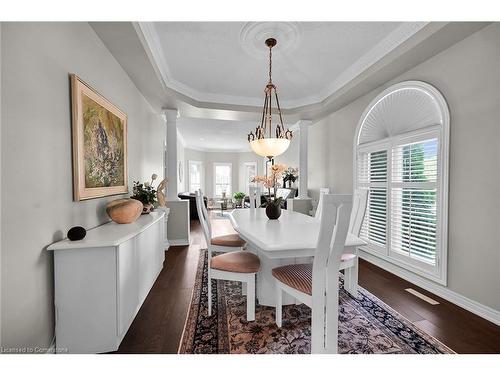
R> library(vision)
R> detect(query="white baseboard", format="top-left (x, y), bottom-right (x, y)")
top-left (168, 239), bottom-right (190, 246)
top-left (163, 240), bottom-right (170, 250)
top-left (359, 250), bottom-right (500, 326)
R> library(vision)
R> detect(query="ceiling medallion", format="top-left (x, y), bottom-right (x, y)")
top-left (239, 22), bottom-right (302, 59)
top-left (247, 38), bottom-right (293, 159)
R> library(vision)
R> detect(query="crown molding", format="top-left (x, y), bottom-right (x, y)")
top-left (137, 22), bottom-right (429, 110)
top-left (283, 22), bottom-right (429, 108)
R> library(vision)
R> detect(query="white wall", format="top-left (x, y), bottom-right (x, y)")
top-left (1, 23), bottom-right (164, 349)
top-left (308, 95), bottom-right (374, 200)
top-left (307, 23), bottom-right (500, 312)
top-left (274, 133), bottom-right (299, 168)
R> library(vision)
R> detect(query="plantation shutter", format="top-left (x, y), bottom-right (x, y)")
top-left (390, 138), bottom-right (438, 265)
top-left (358, 149), bottom-right (388, 248)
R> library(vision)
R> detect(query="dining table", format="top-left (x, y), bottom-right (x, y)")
top-left (228, 208), bottom-right (367, 307)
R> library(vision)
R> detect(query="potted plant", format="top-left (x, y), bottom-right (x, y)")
top-left (252, 163), bottom-right (287, 220)
top-left (233, 192), bottom-right (245, 208)
top-left (130, 173), bottom-right (158, 214)
top-left (283, 167), bottom-right (299, 188)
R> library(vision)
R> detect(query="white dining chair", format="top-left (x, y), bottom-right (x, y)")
top-left (272, 194), bottom-right (352, 353)
top-left (314, 188), bottom-right (368, 297)
top-left (195, 190), bottom-right (261, 321)
top-left (196, 189), bottom-right (246, 253)
top-left (248, 186), bottom-right (262, 212)
top-left (341, 188), bottom-right (368, 297)
top-left (314, 187), bottom-right (330, 220)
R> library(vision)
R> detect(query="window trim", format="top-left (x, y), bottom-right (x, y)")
top-left (213, 162), bottom-right (233, 198)
top-left (188, 160), bottom-right (204, 193)
top-left (353, 81), bottom-right (449, 286)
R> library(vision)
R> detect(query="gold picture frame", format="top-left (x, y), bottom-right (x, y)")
top-left (70, 74), bottom-right (128, 201)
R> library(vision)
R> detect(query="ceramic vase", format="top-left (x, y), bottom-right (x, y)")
top-left (265, 202), bottom-right (282, 220)
top-left (106, 198), bottom-right (143, 224)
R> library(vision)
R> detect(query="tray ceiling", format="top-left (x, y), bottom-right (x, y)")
top-left (138, 22), bottom-right (419, 109)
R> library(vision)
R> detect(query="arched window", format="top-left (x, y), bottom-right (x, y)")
top-left (354, 81), bottom-right (449, 285)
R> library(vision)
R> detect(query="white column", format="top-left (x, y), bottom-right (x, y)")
top-left (298, 120), bottom-right (312, 199)
top-left (163, 109), bottom-right (179, 200)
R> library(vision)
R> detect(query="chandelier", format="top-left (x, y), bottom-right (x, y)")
top-left (248, 38), bottom-right (293, 159)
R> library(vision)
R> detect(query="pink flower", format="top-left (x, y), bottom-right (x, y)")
top-left (252, 163), bottom-right (289, 191)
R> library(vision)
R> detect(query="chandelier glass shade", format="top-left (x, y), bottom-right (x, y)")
top-left (248, 38), bottom-right (293, 159)
top-left (249, 137), bottom-right (290, 158)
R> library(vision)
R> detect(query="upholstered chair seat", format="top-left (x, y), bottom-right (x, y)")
top-left (341, 253), bottom-right (356, 262)
top-left (272, 263), bottom-right (313, 295)
top-left (211, 251), bottom-right (261, 274)
top-left (272, 254), bottom-right (357, 296)
top-left (211, 233), bottom-right (246, 248)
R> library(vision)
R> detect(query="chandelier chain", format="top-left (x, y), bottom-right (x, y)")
top-left (268, 44), bottom-right (272, 83)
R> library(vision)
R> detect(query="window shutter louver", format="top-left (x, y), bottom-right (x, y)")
top-left (391, 139), bottom-right (439, 265)
top-left (359, 150), bottom-right (388, 248)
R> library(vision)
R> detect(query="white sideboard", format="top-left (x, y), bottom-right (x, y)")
top-left (47, 211), bottom-right (166, 353)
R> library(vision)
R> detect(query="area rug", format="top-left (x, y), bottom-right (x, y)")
top-left (179, 250), bottom-right (454, 354)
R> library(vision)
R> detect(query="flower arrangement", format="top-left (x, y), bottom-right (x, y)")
top-left (252, 163), bottom-right (288, 207)
top-left (131, 173), bottom-right (158, 213)
top-left (283, 167), bottom-right (299, 188)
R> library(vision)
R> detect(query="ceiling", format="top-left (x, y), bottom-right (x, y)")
top-left (91, 22), bottom-right (490, 152)
top-left (140, 22), bottom-right (404, 109)
top-left (177, 118), bottom-right (257, 152)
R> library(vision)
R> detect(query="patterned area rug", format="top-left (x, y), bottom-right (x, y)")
top-left (179, 250), bottom-right (454, 354)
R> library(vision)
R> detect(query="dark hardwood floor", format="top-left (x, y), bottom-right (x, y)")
top-left (115, 217), bottom-right (500, 354)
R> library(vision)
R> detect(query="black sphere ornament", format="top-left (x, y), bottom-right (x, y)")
top-left (67, 226), bottom-right (86, 241)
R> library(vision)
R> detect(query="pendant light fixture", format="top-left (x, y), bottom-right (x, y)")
top-left (248, 38), bottom-right (293, 159)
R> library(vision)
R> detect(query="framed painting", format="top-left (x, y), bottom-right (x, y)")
top-left (70, 74), bottom-right (128, 201)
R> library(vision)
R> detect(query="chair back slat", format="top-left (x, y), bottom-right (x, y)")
top-left (195, 190), bottom-right (212, 257)
top-left (311, 193), bottom-right (352, 353)
top-left (312, 194), bottom-right (352, 291)
top-left (195, 189), bottom-right (211, 234)
top-left (314, 187), bottom-right (330, 220)
top-left (248, 186), bottom-right (262, 212)
top-left (348, 188), bottom-right (368, 236)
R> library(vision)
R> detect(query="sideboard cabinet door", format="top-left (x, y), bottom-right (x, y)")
top-left (54, 247), bottom-right (117, 353)
top-left (137, 221), bottom-right (161, 304)
top-left (117, 239), bottom-right (138, 337)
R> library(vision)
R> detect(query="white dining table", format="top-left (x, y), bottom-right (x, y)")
top-left (228, 208), bottom-right (367, 306)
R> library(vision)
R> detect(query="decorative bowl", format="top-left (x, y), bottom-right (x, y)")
top-left (106, 198), bottom-right (143, 224)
